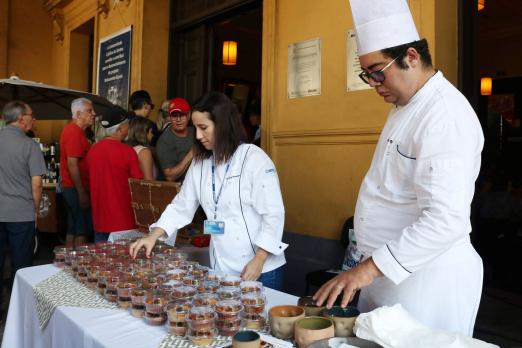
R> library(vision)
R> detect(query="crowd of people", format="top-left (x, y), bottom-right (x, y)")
top-left (0, 90), bottom-right (282, 300)
top-left (0, 0), bottom-right (489, 337)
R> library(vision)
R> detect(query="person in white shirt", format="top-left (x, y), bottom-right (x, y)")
top-left (130, 91), bottom-right (288, 290)
top-left (314, 0), bottom-right (484, 336)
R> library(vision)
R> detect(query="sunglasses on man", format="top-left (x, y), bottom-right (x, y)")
top-left (358, 56), bottom-right (399, 84)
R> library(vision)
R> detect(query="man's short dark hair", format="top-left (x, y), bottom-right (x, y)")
top-left (129, 90), bottom-right (152, 111)
top-left (381, 38), bottom-right (432, 70)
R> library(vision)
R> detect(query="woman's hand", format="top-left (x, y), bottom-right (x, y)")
top-left (129, 228), bottom-right (166, 258)
top-left (240, 248), bottom-right (269, 281)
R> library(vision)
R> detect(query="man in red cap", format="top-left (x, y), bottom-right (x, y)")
top-left (156, 97), bottom-right (193, 182)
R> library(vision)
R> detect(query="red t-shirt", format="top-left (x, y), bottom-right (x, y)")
top-left (59, 122), bottom-right (91, 189)
top-left (87, 138), bottom-right (143, 233)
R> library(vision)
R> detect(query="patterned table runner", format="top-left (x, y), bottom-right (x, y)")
top-left (33, 270), bottom-right (118, 329)
top-left (158, 334), bottom-right (232, 348)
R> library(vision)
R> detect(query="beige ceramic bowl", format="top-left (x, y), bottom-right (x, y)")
top-left (294, 316), bottom-right (335, 348)
top-left (268, 305), bottom-right (305, 339)
top-left (322, 306), bottom-right (360, 337)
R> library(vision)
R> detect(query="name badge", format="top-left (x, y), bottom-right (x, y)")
top-left (204, 220), bottom-right (225, 235)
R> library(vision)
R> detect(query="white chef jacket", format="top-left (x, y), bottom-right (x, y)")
top-left (354, 71), bottom-right (484, 335)
top-left (151, 144), bottom-right (288, 275)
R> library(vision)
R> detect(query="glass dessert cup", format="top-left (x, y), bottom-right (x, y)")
top-left (219, 275), bottom-right (241, 287)
top-left (197, 280), bottom-right (219, 294)
top-left (215, 299), bottom-right (243, 319)
top-left (193, 293), bottom-right (219, 307)
top-left (187, 328), bottom-right (217, 347)
top-left (241, 293), bottom-right (266, 314)
top-left (171, 285), bottom-right (197, 300)
top-left (239, 281), bottom-right (263, 294)
top-left (216, 286), bottom-right (241, 300)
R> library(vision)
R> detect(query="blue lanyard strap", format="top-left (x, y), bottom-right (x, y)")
top-left (211, 156), bottom-right (231, 220)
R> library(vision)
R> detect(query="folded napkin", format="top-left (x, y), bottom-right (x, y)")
top-left (354, 304), bottom-right (499, 348)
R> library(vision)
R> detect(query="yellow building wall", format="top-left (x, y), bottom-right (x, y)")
top-left (3, 0), bottom-right (168, 143)
top-left (4, 0), bottom-right (53, 82)
top-left (262, 0), bottom-right (458, 239)
top-left (0, 0), bottom-right (9, 77)
top-left (1, 0), bottom-right (57, 142)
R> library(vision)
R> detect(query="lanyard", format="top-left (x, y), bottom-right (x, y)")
top-left (211, 155), bottom-right (231, 220)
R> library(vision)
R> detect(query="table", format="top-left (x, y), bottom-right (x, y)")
top-left (1, 264), bottom-right (298, 348)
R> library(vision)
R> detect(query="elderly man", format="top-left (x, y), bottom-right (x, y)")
top-left (156, 97), bottom-right (193, 182)
top-left (59, 98), bottom-right (95, 247)
top-left (0, 101), bottom-right (46, 311)
top-left (87, 106), bottom-right (143, 243)
top-left (314, 0), bottom-right (484, 336)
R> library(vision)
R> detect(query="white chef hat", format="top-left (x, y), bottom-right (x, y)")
top-left (349, 0), bottom-right (420, 56)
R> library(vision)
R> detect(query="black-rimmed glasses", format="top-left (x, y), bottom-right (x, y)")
top-left (168, 113), bottom-right (187, 119)
top-left (358, 56), bottom-right (399, 84)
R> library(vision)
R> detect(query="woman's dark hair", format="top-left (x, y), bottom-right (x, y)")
top-left (127, 117), bottom-right (154, 147)
top-left (192, 91), bottom-right (242, 164)
top-left (381, 38), bottom-right (433, 70)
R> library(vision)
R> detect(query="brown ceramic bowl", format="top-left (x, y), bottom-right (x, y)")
top-left (298, 296), bottom-right (326, 317)
top-left (268, 305), bottom-right (305, 339)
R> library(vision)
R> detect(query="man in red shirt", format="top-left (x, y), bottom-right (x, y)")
top-left (60, 98), bottom-right (95, 247)
top-left (87, 106), bottom-right (143, 242)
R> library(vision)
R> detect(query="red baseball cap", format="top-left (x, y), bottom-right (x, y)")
top-left (168, 97), bottom-right (190, 115)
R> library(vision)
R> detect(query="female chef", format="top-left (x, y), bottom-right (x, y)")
top-left (129, 91), bottom-right (288, 290)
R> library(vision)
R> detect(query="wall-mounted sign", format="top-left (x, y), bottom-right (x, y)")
top-left (97, 26), bottom-right (132, 108)
top-left (288, 38), bottom-right (321, 99)
top-left (347, 30), bottom-right (371, 92)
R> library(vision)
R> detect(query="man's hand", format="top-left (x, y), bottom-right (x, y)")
top-left (78, 189), bottom-right (90, 209)
top-left (313, 257), bottom-right (383, 308)
top-left (129, 228), bottom-right (166, 258)
top-left (240, 248), bottom-right (268, 281)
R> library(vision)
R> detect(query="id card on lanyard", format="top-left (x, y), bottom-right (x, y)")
top-left (204, 155), bottom-right (231, 235)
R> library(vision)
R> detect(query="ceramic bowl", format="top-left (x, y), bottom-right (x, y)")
top-left (322, 306), bottom-right (360, 337)
top-left (268, 305), bottom-right (305, 339)
top-left (294, 316), bottom-right (335, 348)
top-left (232, 330), bottom-right (261, 348)
top-left (298, 296), bottom-right (326, 317)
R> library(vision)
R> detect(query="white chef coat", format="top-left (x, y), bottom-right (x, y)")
top-left (151, 144), bottom-right (288, 275)
top-left (354, 71), bottom-right (484, 335)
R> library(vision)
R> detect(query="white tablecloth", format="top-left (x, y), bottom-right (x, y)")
top-left (1, 264), bottom-right (298, 348)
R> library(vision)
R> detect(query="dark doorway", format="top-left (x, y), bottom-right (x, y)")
top-left (69, 18), bottom-right (95, 92)
top-left (460, 4), bottom-right (522, 344)
top-left (211, 9), bottom-right (262, 142)
top-left (168, 0), bottom-right (262, 139)
top-left (465, 0), bottom-right (522, 295)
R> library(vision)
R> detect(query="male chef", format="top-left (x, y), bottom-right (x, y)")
top-left (314, 0), bottom-right (484, 336)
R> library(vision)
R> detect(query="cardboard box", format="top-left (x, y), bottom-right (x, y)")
top-left (128, 179), bottom-right (180, 231)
